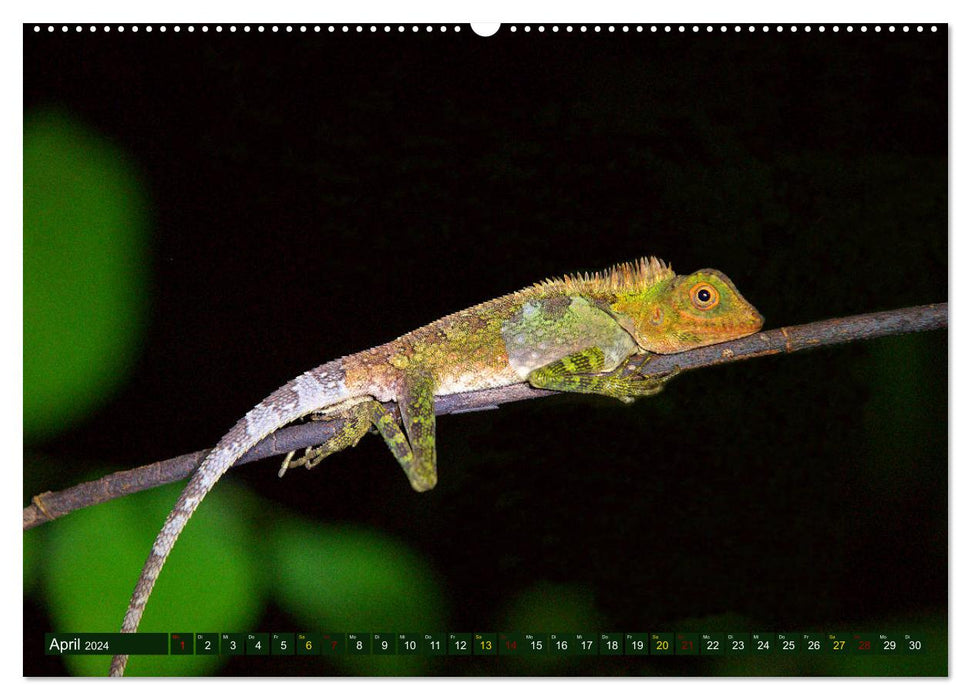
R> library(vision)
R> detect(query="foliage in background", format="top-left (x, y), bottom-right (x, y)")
top-left (23, 110), bottom-right (148, 441)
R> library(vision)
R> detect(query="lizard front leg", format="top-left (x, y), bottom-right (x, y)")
top-left (527, 347), bottom-right (680, 403)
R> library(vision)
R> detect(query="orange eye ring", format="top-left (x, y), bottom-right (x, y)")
top-left (689, 282), bottom-right (719, 311)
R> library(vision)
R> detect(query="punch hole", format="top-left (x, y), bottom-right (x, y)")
top-left (471, 23), bottom-right (500, 37)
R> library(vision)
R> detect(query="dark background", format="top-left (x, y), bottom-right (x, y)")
top-left (24, 24), bottom-right (947, 675)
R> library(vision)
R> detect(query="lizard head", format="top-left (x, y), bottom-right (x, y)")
top-left (611, 268), bottom-right (764, 354)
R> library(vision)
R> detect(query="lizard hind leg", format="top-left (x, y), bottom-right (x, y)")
top-left (276, 381), bottom-right (440, 495)
top-left (358, 372), bottom-right (438, 492)
top-left (277, 402), bottom-right (374, 477)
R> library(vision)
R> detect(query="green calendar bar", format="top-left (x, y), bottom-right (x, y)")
top-left (320, 633), bottom-right (345, 655)
top-left (851, 633), bottom-right (878, 655)
top-left (449, 633), bottom-right (472, 655)
top-left (522, 633), bottom-right (549, 655)
top-left (751, 632), bottom-right (773, 655)
top-left (902, 634), bottom-right (926, 654)
top-left (45, 630), bottom-right (931, 657)
top-left (296, 633), bottom-right (321, 655)
top-left (397, 633), bottom-right (422, 655)
top-left (170, 632), bottom-right (192, 655)
top-left (498, 632), bottom-right (523, 655)
top-left (879, 634), bottom-right (902, 654)
top-left (650, 633), bottom-right (674, 656)
top-left (726, 632), bottom-right (750, 655)
top-left (675, 633), bottom-right (700, 655)
top-left (195, 633), bottom-right (219, 656)
top-left (45, 633), bottom-right (169, 656)
top-left (801, 633), bottom-right (824, 654)
top-left (373, 633), bottom-right (395, 655)
top-left (474, 633), bottom-right (497, 655)
top-left (347, 633), bottom-right (370, 655)
top-left (600, 632), bottom-right (623, 655)
top-left (776, 633), bottom-right (799, 654)
top-left (828, 633), bottom-right (852, 655)
top-left (423, 633), bottom-right (446, 655)
top-left (699, 633), bottom-right (725, 655)
top-left (220, 633), bottom-right (245, 655)
top-left (625, 633), bottom-right (650, 655)
top-left (574, 633), bottom-right (599, 656)
top-left (246, 633), bottom-right (269, 655)
top-left (272, 633), bottom-right (295, 655)
top-left (551, 632), bottom-right (597, 656)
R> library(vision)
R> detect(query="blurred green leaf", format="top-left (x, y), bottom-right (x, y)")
top-left (268, 517), bottom-right (445, 674)
top-left (24, 109), bottom-right (148, 441)
top-left (42, 481), bottom-right (261, 676)
top-left (24, 524), bottom-right (41, 594)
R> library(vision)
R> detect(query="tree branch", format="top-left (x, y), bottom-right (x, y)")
top-left (23, 302), bottom-right (946, 530)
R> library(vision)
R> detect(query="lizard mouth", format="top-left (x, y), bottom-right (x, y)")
top-left (749, 311), bottom-right (766, 332)
top-left (693, 312), bottom-right (764, 346)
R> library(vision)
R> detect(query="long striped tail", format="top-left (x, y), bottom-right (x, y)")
top-left (109, 359), bottom-right (351, 676)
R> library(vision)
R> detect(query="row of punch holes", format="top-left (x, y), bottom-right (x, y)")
top-left (33, 24), bottom-right (940, 35)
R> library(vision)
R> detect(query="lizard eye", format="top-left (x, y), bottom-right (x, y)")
top-left (689, 282), bottom-right (719, 311)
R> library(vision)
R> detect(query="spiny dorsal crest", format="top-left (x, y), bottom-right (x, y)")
top-left (535, 257), bottom-right (675, 296)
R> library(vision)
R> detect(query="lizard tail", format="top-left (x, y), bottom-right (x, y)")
top-left (109, 358), bottom-right (353, 676)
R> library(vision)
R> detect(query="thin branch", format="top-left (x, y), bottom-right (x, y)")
top-left (23, 302), bottom-right (946, 530)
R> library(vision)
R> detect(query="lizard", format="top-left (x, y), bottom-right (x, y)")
top-left (109, 257), bottom-right (763, 676)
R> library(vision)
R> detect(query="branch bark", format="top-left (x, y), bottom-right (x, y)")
top-left (23, 302), bottom-right (947, 530)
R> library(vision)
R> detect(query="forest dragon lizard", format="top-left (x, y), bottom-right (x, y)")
top-left (109, 257), bottom-right (763, 676)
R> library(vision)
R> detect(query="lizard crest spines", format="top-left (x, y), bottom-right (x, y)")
top-left (531, 256), bottom-right (674, 298)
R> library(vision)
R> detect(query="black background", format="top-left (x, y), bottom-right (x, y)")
top-left (24, 23), bottom-right (947, 675)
